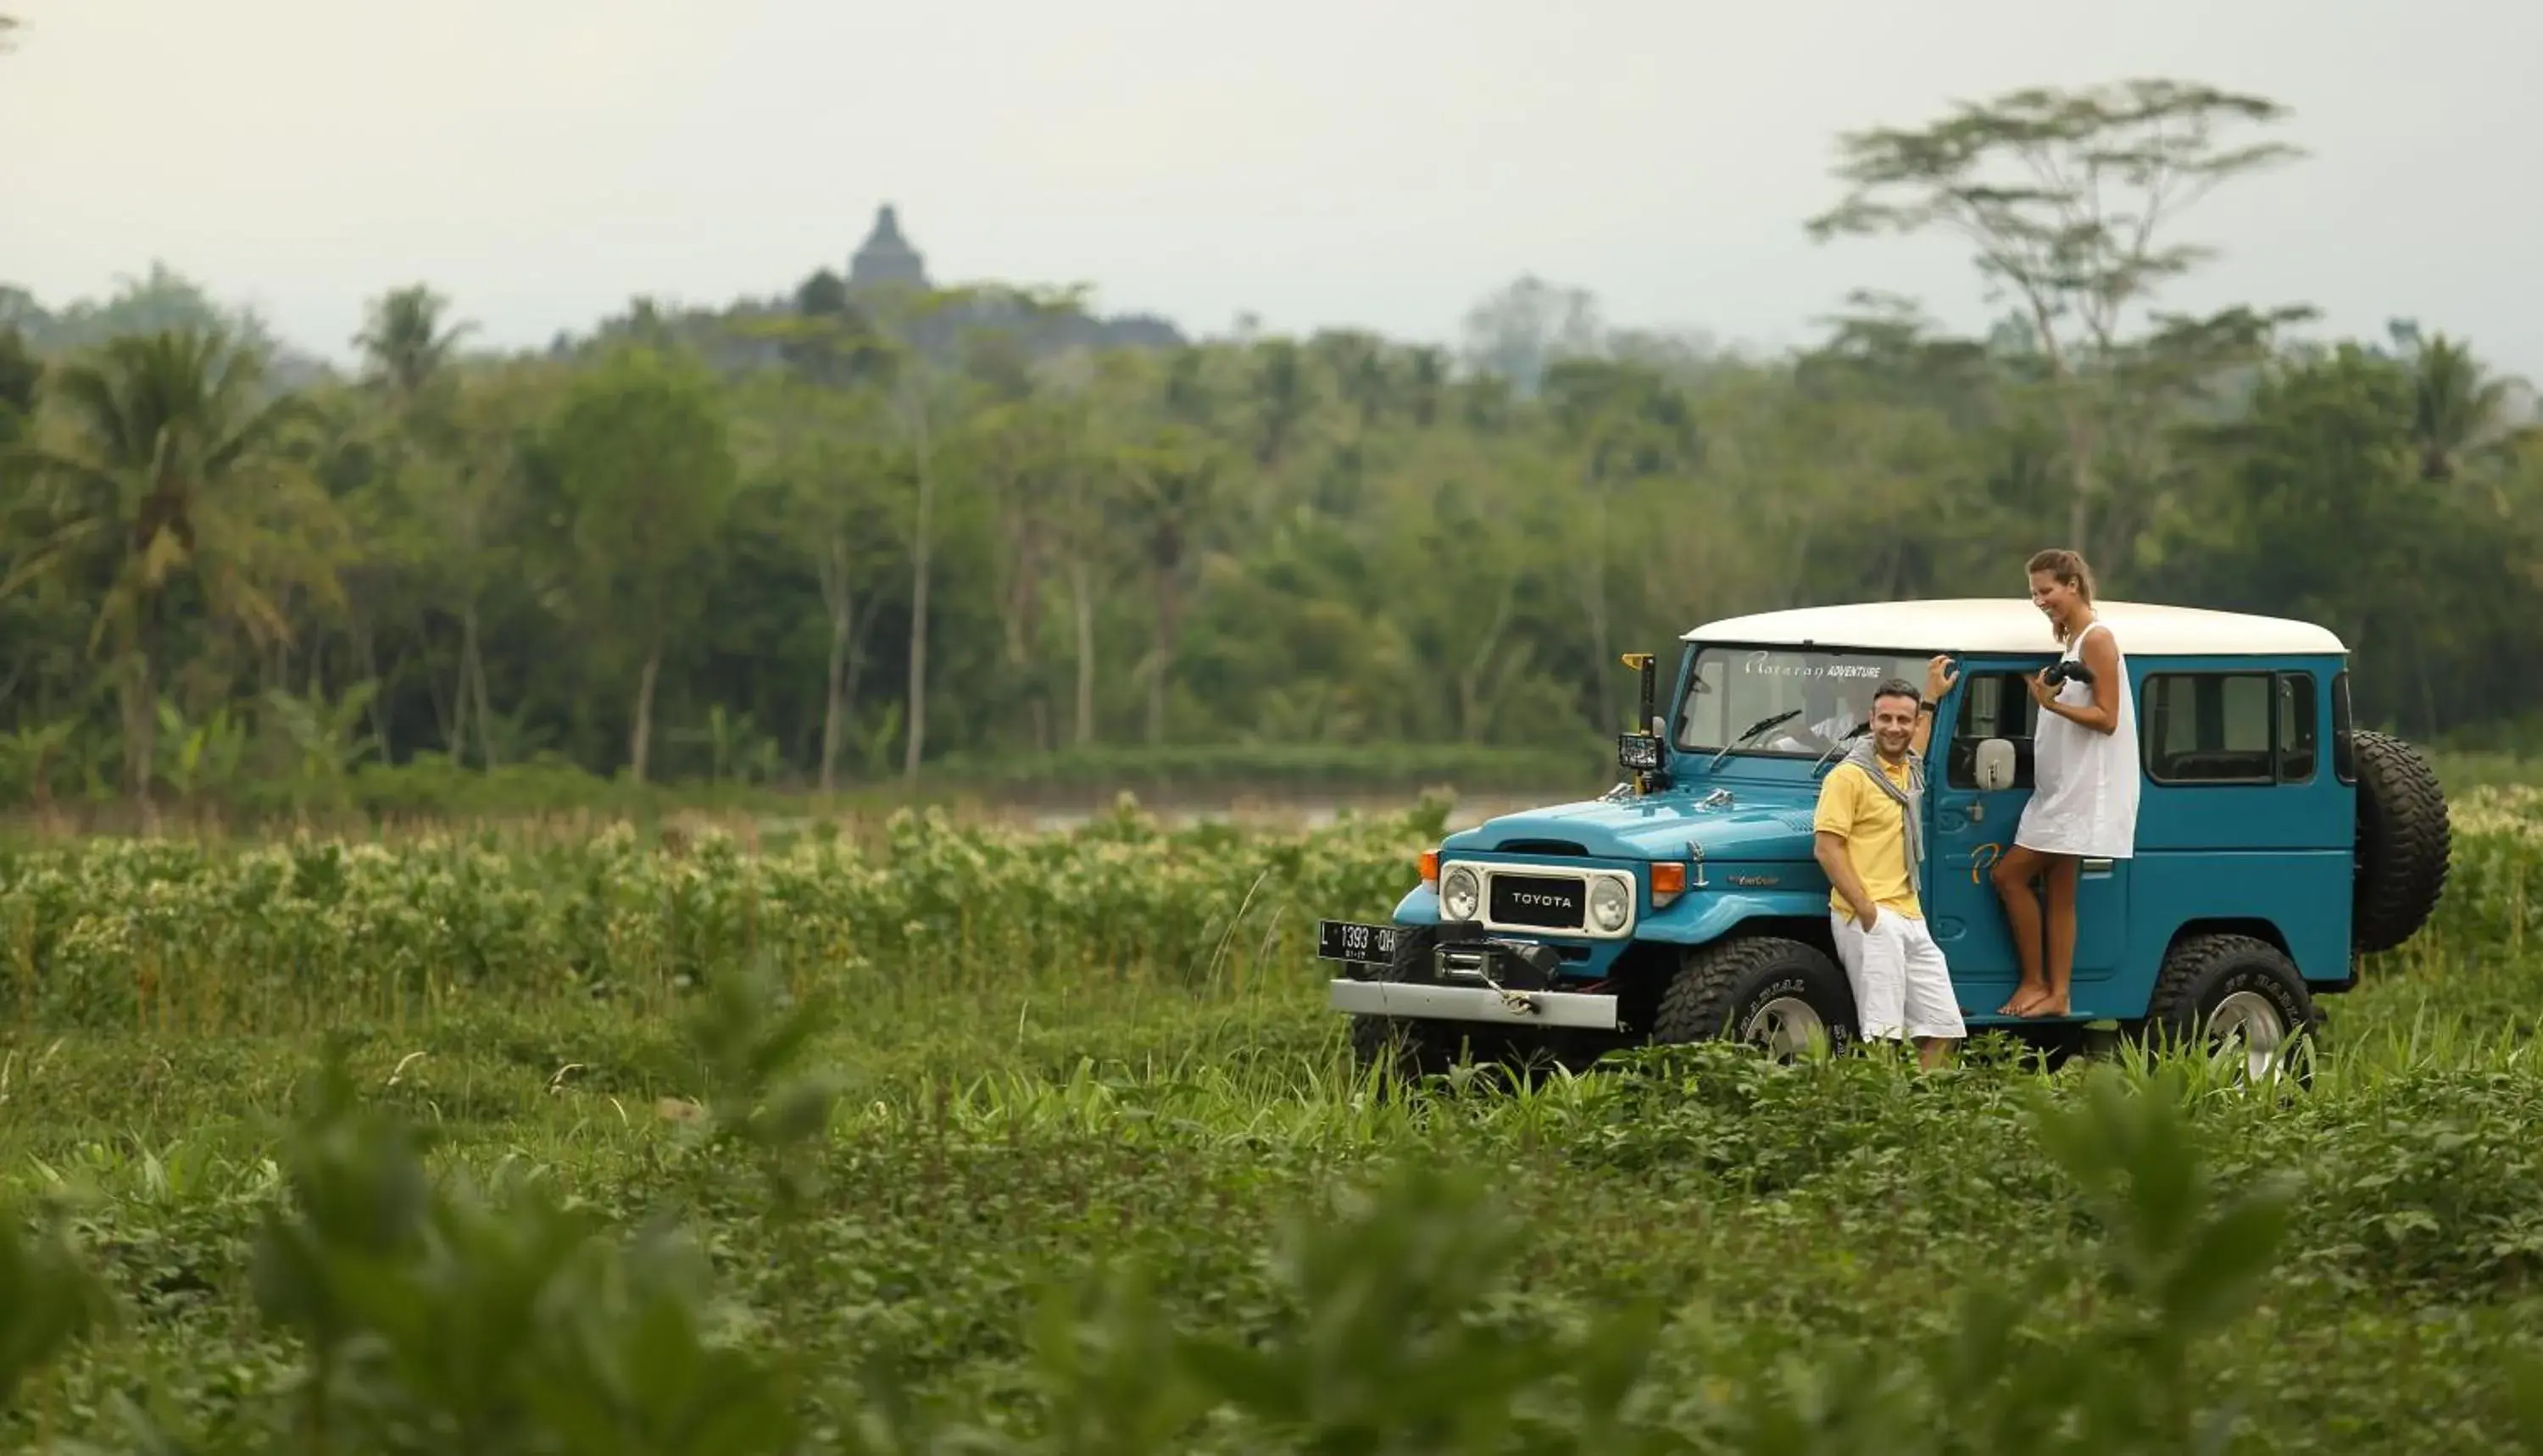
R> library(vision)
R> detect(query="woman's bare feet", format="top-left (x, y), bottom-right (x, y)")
top-left (1998, 984), bottom-right (2048, 1016)
top-left (2017, 992), bottom-right (2070, 1018)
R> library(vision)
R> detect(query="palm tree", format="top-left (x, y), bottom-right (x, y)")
top-left (2, 326), bottom-right (345, 820)
top-left (339, 286), bottom-right (481, 759)
top-left (2394, 327), bottom-right (2533, 485)
top-left (1116, 425), bottom-right (1223, 744)
top-left (354, 285), bottom-right (474, 411)
top-left (0, 325), bottom-right (38, 442)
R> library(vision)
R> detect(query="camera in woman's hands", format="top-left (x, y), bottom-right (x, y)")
top-left (2040, 659), bottom-right (2095, 688)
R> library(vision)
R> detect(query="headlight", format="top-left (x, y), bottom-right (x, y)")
top-left (1589, 877), bottom-right (1629, 931)
top-left (1442, 866), bottom-right (1481, 921)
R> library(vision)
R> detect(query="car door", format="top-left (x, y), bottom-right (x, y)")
top-left (1924, 662), bottom-right (2131, 1014)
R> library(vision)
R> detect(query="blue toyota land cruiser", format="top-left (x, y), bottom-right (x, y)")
top-left (1319, 598), bottom-right (2451, 1081)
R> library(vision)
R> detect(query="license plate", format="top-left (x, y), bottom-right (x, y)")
top-left (1317, 920), bottom-right (1398, 964)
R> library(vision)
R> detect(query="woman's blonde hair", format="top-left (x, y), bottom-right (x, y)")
top-left (2026, 548), bottom-right (2097, 644)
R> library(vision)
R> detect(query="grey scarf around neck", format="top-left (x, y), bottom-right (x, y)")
top-left (1840, 736), bottom-right (1924, 890)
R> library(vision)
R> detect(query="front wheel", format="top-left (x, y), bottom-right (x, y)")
top-left (1654, 935), bottom-right (1860, 1060)
top-left (1339, 920), bottom-right (1530, 1086)
top-left (1347, 1011), bottom-right (1462, 1084)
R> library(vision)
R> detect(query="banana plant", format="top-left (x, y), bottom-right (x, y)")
top-left (668, 704), bottom-right (784, 786)
top-left (0, 714), bottom-right (76, 810)
top-left (261, 679), bottom-right (383, 791)
top-left (152, 696), bottom-right (248, 809)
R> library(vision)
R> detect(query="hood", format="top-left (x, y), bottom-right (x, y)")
top-left (1443, 784), bottom-right (1819, 863)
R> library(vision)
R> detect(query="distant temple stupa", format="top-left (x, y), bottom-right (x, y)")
top-left (848, 204), bottom-right (928, 291)
top-left (814, 200), bottom-right (1187, 355)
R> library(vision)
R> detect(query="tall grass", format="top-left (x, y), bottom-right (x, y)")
top-left (1, 786), bottom-right (2540, 1451)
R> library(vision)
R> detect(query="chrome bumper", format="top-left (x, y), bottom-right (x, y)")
top-left (1327, 977), bottom-right (1618, 1030)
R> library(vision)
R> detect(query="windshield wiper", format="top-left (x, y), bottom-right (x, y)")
top-left (1707, 709), bottom-right (1804, 770)
top-left (1811, 721), bottom-right (1869, 777)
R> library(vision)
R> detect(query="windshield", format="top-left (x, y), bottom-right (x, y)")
top-left (1672, 644), bottom-right (1934, 756)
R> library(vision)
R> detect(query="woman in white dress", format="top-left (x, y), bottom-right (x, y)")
top-left (1990, 548), bottom-right (2140, 1018)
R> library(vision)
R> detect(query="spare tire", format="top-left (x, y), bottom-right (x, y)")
top-left (2351, 728), bottom-right (2451, 953)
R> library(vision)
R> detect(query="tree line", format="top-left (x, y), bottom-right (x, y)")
top-left (2, 75), bottom-right (2539, 820)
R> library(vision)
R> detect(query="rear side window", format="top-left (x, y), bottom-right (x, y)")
top-left (2141, 670), bottom-right (2320, 786)
top-left (2144, 673), bottom-right (2276, 784)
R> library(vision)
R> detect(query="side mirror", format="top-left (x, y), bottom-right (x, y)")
top-left (1974, 737), bottom-right (2017, 792)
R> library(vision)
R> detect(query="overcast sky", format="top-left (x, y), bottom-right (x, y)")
top-left (4, 0), bottom-right (2537, 375)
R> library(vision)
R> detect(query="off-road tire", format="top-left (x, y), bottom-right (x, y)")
top-left (1347, 1011), bottom-right (1462, 1084)
top-left (2351, 729), bottom-right (2451, 954)
top-left (2139, 932), bottom-right (2320, 1086)
top-left (1344, 922), bottom-right (1460, 1084)
top-left (1653, 934), bottom-right (1859, 1059)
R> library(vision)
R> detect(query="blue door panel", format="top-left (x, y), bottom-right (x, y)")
top-left (2122, 851), bottom-right (2353, 984)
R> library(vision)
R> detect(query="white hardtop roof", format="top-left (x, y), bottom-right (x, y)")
top-left (1682, 598), bottom-right (2345, 657)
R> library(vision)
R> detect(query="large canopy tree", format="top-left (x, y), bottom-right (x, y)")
top-left (1806, 79), bottom-right (2313, 564)
top-left (543, 342), bottom-right (737, 784)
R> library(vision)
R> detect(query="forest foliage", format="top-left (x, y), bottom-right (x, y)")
top-left (3, 75), bottom-right (2539, 825)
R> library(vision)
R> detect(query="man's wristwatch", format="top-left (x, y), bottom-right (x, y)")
top-left (1917, 700), bottom-right (1936, 714)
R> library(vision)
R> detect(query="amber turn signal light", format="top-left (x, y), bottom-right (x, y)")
top-left (1650, 862), bottom-right (1687, 905)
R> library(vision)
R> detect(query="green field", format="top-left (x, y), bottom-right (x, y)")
top-left (4, 786), bottom-right (2543, 1453)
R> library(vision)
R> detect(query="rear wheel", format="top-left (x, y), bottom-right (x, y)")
top-left (1654, 935), bottom-right (1859, 1059)
top-left (2138, 932), bottom-right (2319, 1086)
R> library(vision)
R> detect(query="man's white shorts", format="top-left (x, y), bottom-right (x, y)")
top-left (1830, 907), bottom-right (1967, 1042)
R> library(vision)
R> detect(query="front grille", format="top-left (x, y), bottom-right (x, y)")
top-left (1489, 871), bottom-right (1587, 930)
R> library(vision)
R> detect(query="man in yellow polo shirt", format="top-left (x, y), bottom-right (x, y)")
top-left (1813, 670), bottom-right (1965, 1068)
